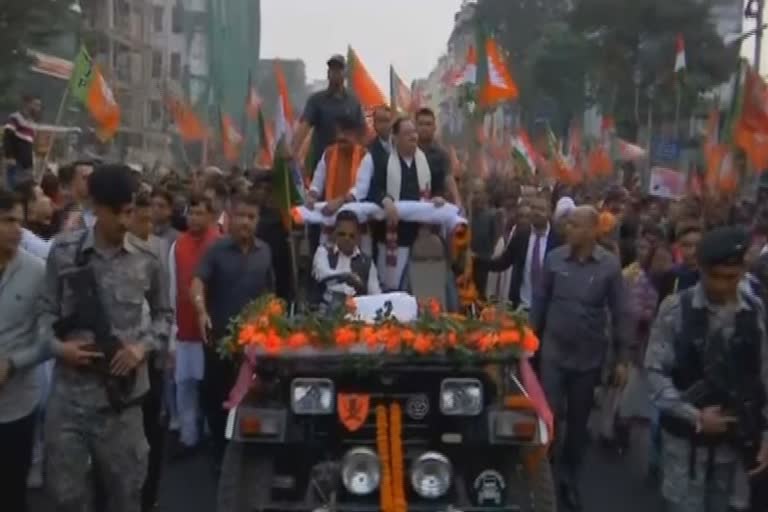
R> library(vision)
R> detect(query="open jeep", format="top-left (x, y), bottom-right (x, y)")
top-left (217, 347), bottom-right (556, 512)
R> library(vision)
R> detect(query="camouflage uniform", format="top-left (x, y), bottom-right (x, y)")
top-left (38, 228), bottom-right (172, 512)
top-left (645, 284), bottom-right (768, 512)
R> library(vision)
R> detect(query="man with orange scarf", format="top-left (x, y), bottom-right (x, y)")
top-left (306, 116), bottom-right (367, 216)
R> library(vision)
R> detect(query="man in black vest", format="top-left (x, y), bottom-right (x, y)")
top-left (646, 226), bottom-right (768, 512)
top-left (365, 117), bottom-right (446, 290)
top-left (312, 210), bottom-right (381, 308)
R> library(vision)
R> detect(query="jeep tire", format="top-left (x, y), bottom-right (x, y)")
top-left (505, 456), bottom-right (557, 512)
top-left (217, 442), bottom-right (274, 512)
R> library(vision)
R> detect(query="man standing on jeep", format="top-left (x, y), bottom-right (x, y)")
top-left (39, 165), bottom-right (172, 512)
top-left (646, 226), bottom-right (768, 512)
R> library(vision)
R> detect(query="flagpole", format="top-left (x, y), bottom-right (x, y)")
top-left (283, 152), bottom-right (300, 302)
top-left (674, 84), bottom-right (681, 137)
top-left (43, 86), bottom-right (71, 165)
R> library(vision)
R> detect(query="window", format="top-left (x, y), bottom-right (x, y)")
top-left (171, 5), bottom-right (183, 33)
top-left (149, 100), bottom-right (163, 124)
top-left (151, 51), bottom-right (162, 79)
top-left (153, 6), bottom-right (163, 32)
top-left (170, 52), bottom-right (181, 80)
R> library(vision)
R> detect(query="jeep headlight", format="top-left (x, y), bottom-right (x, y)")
top-left (410, 451), bottom-right (452, 499)
top-left (290, 378), bottom-right (334, 415)
top-left (440, 378), bottom-right (483, 416)
top-left (341, 447), bottom-right (381, 495)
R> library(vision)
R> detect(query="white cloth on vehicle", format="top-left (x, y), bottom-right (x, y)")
top-left (351, 292), bottom-right (418, 323)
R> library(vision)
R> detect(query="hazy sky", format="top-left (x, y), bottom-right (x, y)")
top-left (260, 0), bottom-right (464, 94)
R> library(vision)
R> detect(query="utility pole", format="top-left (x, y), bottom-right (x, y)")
top-left (747, 0), bottom-right (765, 73)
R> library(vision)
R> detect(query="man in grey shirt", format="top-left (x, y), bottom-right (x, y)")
top-left (0, 188), bottom-right (47, 512)
top-left (530, 205), bottom-right (629, 511)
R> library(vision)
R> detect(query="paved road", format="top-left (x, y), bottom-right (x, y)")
top-left (156, 427), bottom-right (663, 511)
top-left (32, 425), bottom-right (663, 512)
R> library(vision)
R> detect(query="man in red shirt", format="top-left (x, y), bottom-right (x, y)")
top-left (168, 194), bottom-right (219, 452)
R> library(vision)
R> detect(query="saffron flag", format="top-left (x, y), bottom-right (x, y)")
top-left (546, 128), bottom-right (578, 184)
top-left (616, 139), bottom-right (647, 161)
top-left (254, 108), bottom-right (273, 168)
top-left (674, 34), bottom-right (686, 73)
top-left (166, 94), bottom-right (207, 141)
top-left (452, 28), bottom-right (519, 108)
top-left (477, 35), bottom-right (519, 108)
top-left (272, 60), bottom-right (306, 214)
top-left (220, 112), bottom-right (243, 163)
top-left (271, 139), bottom-right (304, 229)
top-left (245, 70), bottom-right (262, 120)
top-left (273, 60), bottom-right (295, 148)
top-left (452, 46), bottom-right (477, 86)
top-left (69, 46), bottom-right (120, 141)
top-left (389, 65), bottom-right (413, 113)
top-left (347, 46), bottom-right (387, 110)
top-left (511, 130), bottom-right (538, 176)
top-left (728, 61), bottom-right (768, 171)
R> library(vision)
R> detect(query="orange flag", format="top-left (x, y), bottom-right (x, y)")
top-left (732, 64), bottom-right (768, 171)
top-left (478, 38), bottom-right (519, 108)
top-left (245, 70), bottom-right (262, 120)
top-left (166, 95), bottom-right (207, 141)
top-left (220, 112), bottom-right (243, 163)
top-left (69, 46), bottom-right (120, 141)
top-left (347, 46), bottom-right (387, 111)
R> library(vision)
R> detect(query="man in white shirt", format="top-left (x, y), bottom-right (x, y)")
top-left (312, 210), bottom-right (381, 308)
top-left (306, 117), bottom-right (365, 215)
top-left (350, 105), bottom-right (393, 202)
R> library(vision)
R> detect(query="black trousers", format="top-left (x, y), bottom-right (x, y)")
top-left (0, 411), bottom-right (37, 512)
top-left (752, 470), bottom-right (768, 512)
top-left (540, 362), bottom-right (601, 487)
top-left (201, 343), bottom-right (237, 463)
top-left (142, 364), bottom-right (167, 511)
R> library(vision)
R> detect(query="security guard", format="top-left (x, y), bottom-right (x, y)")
top-left (39, 165), bottom-right (172, 512)
top-left (645, 226), bottom-right (768, 512)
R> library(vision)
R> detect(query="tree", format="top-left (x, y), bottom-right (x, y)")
top-left (526, 23), bottom-right (594, 133)
top-left (470, 0), bottom-right (575, 131)
top-left (0, 0), bottom-right (72, 108)
top-left (568, 0), bottom-right (735, 131)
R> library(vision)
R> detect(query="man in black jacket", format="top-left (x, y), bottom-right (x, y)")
top-left (475, 194), bottom-right (562, 310)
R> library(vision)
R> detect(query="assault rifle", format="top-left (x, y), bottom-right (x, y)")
top-left (678, 337), bottom-right (765, 465)
top-left (53, 235), bottom-right (136, 411)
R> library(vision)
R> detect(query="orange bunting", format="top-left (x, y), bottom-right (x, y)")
top-left (228, 295), bottom-right (539, 359)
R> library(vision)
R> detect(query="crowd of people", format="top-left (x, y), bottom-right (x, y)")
top-left (0, 52), bottom-right (766, 512)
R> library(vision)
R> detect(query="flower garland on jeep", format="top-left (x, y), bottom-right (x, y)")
top-left (221, 294), bottom-right (540, 358)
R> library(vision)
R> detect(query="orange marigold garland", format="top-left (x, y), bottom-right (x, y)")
top-left (389, 403), bottom-right (407, 512)
top-left (376, 405), bottom-right (394, 512)
top-left (223, 294), bottom-right (540, 360)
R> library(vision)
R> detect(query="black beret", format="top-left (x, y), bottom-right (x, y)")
top-left (697, 226), bottom-right (749, 267)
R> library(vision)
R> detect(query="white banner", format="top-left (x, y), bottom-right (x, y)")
top-left (649, 167), bottom-right (686, 199)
